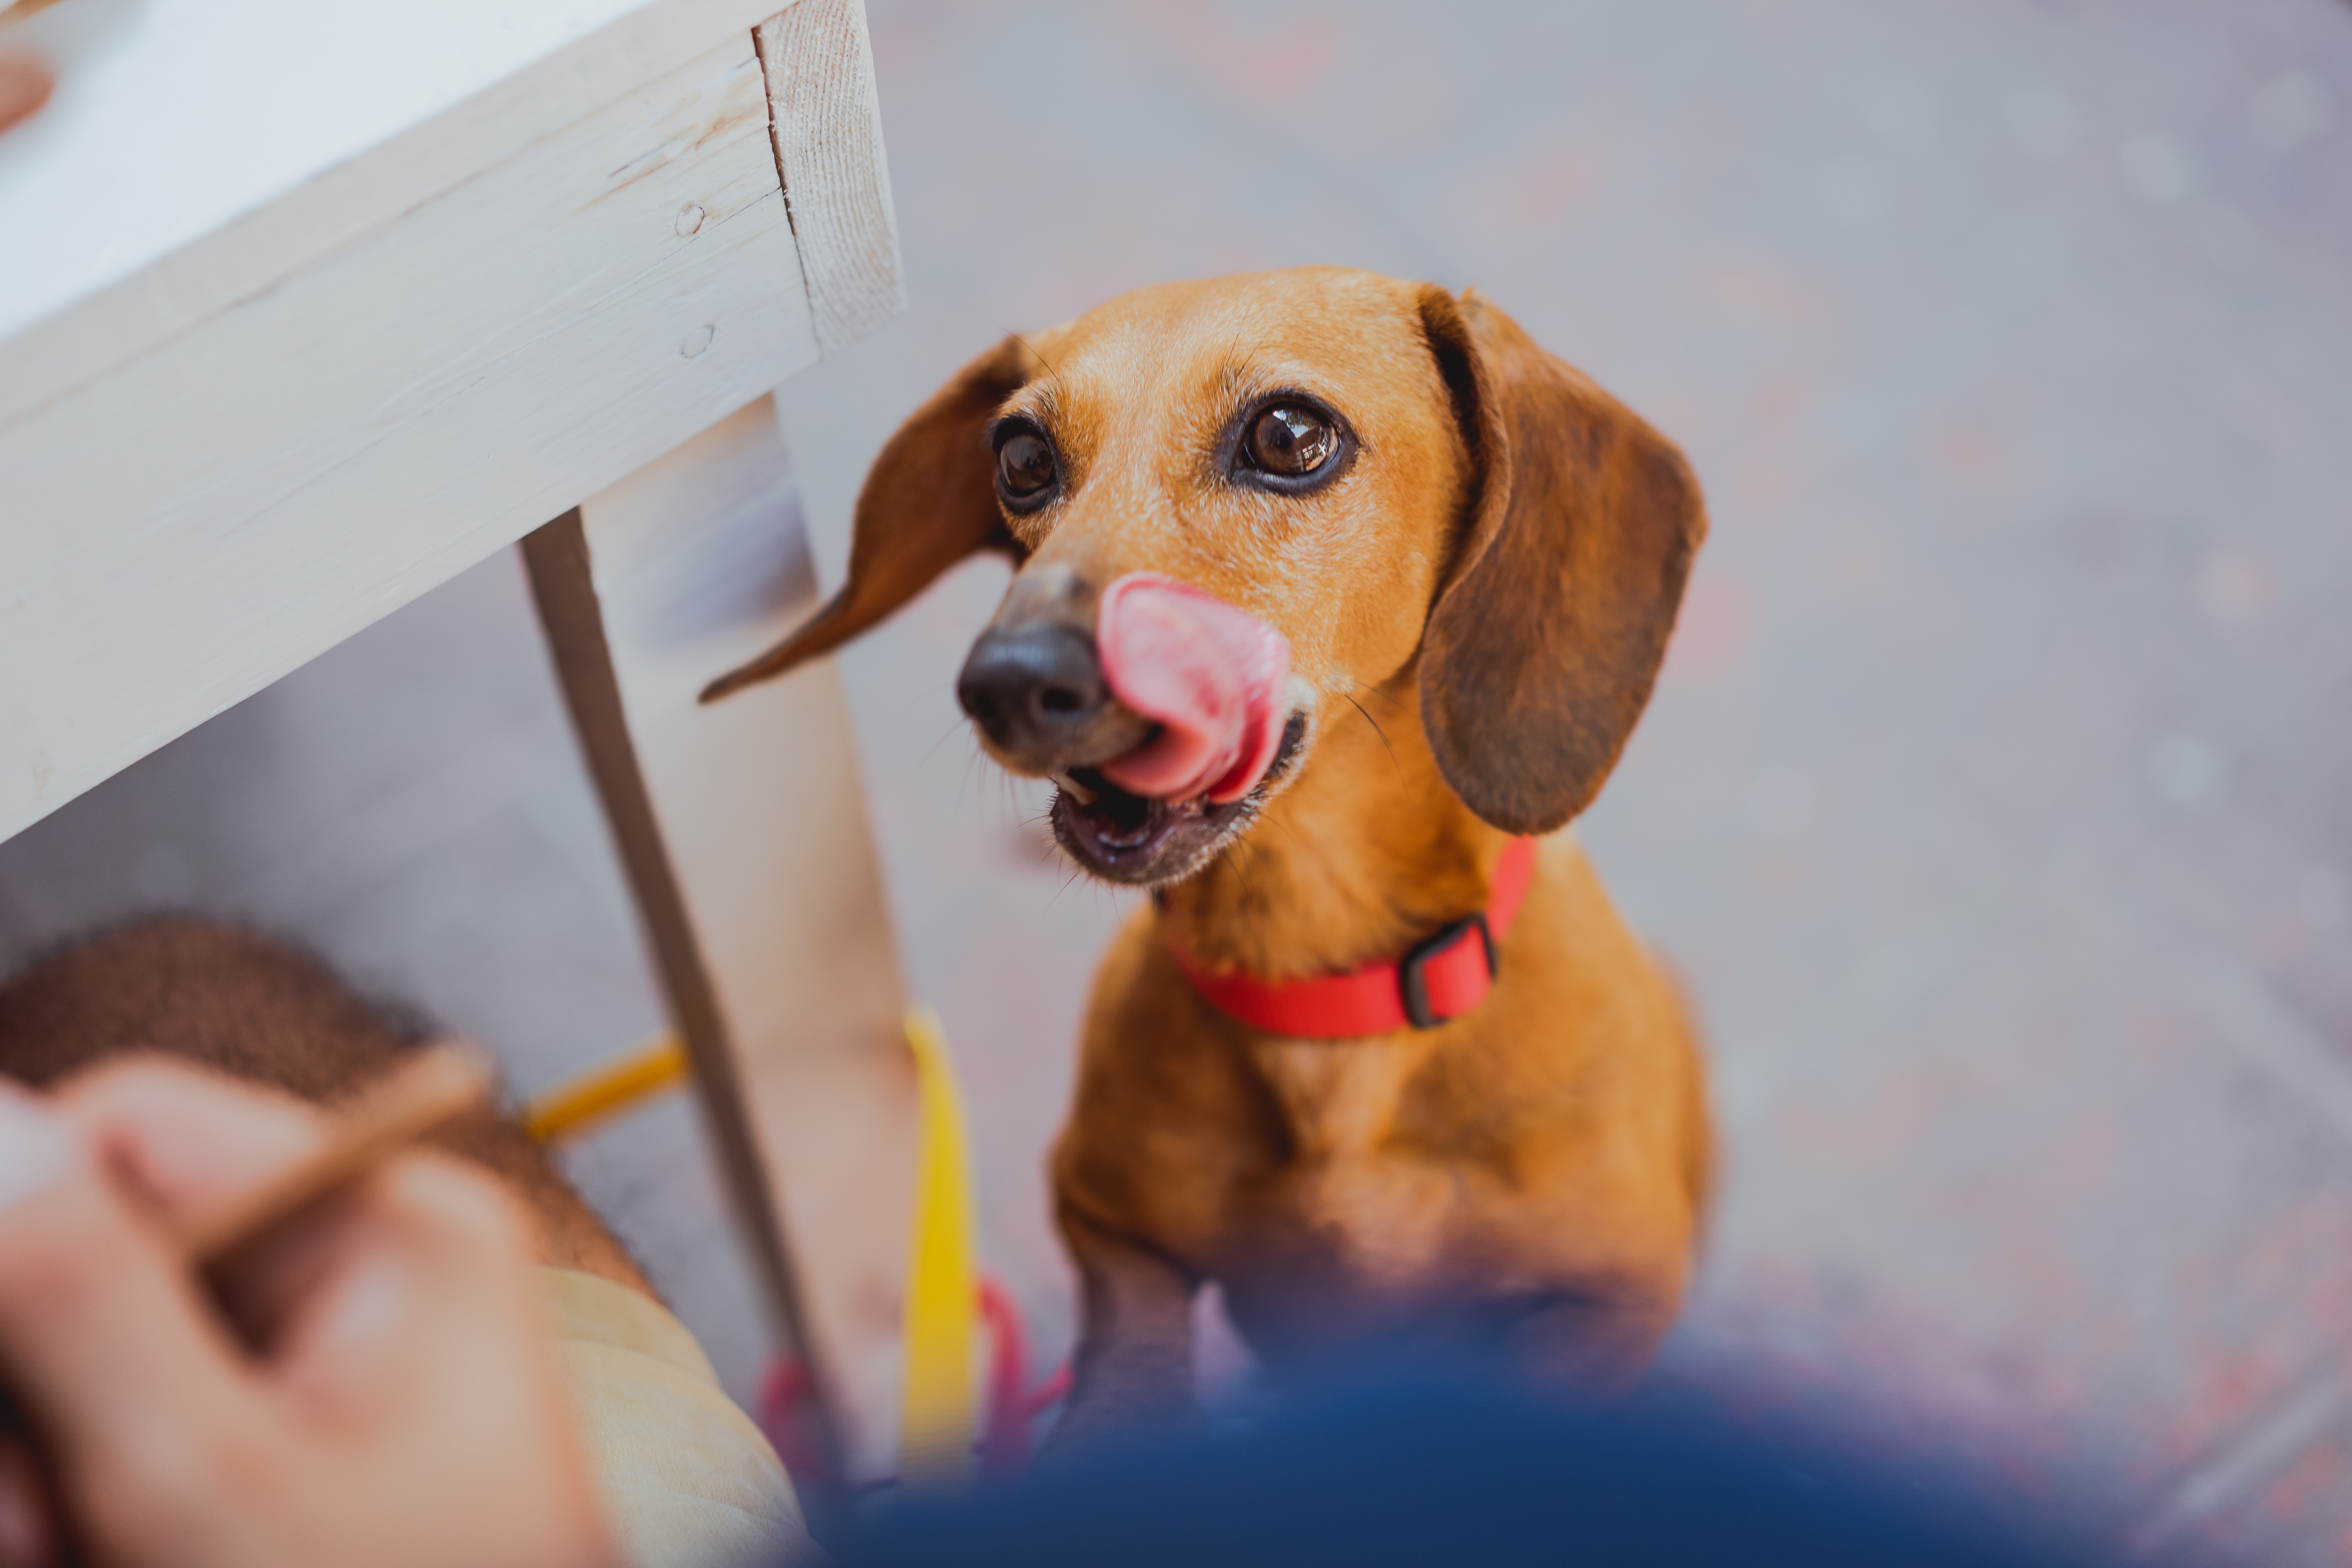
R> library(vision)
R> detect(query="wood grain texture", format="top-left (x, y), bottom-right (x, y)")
top-left (0, 36), bottom-right (820, 843)
top-left (756, 0), bottom-right (909, 355)
top-left (568, 396), bottom-right (921, 1479)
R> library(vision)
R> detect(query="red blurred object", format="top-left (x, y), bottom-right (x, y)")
top-left (758, 1272), bottom-right (1070, 1487)
top-left (973, 1274), bottom-right (1029, 1475)
top-left (756, 1355), bottom-right (835, 1490)
top-left (1023, 1361), bottom-right (1073, 1417)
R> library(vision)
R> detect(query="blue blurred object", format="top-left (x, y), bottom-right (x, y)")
top-left (841, 1373), bottom-right (2097, 1568)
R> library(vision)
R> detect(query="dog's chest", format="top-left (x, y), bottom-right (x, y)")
top-left (1228, 1035), bottom-right (1480, 1289)
top-left (1247, 1036), bottom-right (1435, 1158)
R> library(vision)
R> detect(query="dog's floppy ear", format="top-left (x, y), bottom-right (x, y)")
top-left (700, 334), bottom-right (1045, 703)
top-left (1415, 287), bottom-right (1707, 834)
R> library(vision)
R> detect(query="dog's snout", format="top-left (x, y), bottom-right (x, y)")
top-left (957, 624), bottom-right (1111, 758)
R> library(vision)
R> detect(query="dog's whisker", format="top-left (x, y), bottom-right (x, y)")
top-left (1009, 329), bottom-right (1070, 400)
top-left (958, 738), bottom-right (1005, 813)
top-left (921, 715), bottom-right (970, 769)
top-left (1048, 857), bottom-right (1091, 906)
top-left (1341, 692), bottom-right (1403, 780)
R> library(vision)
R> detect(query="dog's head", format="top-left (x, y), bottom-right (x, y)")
top-left (705, 269), bottom-right (1704, 886)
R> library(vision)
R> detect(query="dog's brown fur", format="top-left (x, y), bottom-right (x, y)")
top-left (0, 918), bottom-right (651, 1297)
top-left (711, 268), bottom-right (1713, 1438)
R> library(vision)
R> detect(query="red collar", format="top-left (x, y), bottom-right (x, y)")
top-left (1163, 837), bottom-right (1540, 1038)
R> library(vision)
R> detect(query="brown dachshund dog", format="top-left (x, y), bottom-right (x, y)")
top-left (706, 267), bottom-right (1712, 1441)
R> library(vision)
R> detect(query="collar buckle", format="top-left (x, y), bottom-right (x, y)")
top-left (1398, 910), bottom-right (1498, 1030)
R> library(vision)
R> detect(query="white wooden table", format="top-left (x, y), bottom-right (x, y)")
top-left (0, 0), bottom-right (922, 1478)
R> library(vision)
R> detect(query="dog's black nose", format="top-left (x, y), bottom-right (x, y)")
top-left (957, 624), bottom-right (1111, 759)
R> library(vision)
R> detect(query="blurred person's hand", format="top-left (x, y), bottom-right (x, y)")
top-left (0, 49), bottom-right (51, 134)
top-left (0, 1060), bottom-right (616, 1568)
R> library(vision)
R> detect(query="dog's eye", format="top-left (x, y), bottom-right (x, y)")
top-left (997, 431), bottom-right (1058, 501)
top-left (1245, 406), bottom-right (1336, 477)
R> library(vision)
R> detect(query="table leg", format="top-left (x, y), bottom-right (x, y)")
top-left (523, 394), bottom-right (918, 1482)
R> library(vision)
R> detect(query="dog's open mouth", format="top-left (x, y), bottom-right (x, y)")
top-left (1045, 571), bottom-right (1293, 882)
top-left (1053, 765), bottom-right (1236, 875)
top-left (1049, 713), bottom-right (1305, 884)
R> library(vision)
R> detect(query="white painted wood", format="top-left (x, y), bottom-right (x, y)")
top-left (0, 34), bottom-right (821, 842)
top-left (0, 0), bottom-right (802, 417)
top-left (573, 396), bottom-right (919, 1479)
top-left (757, 0), bottom-right (907, 354)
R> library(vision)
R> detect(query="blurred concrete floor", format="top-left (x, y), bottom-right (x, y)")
top-left (4, 0), bottom-right (2349, 1556)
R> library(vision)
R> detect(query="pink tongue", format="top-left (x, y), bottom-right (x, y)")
top-left (1095, 572), bottom-right (1291, 804)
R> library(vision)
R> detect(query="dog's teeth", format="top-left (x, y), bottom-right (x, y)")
top-left (1054, 772), bottom-right (1098, 805)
